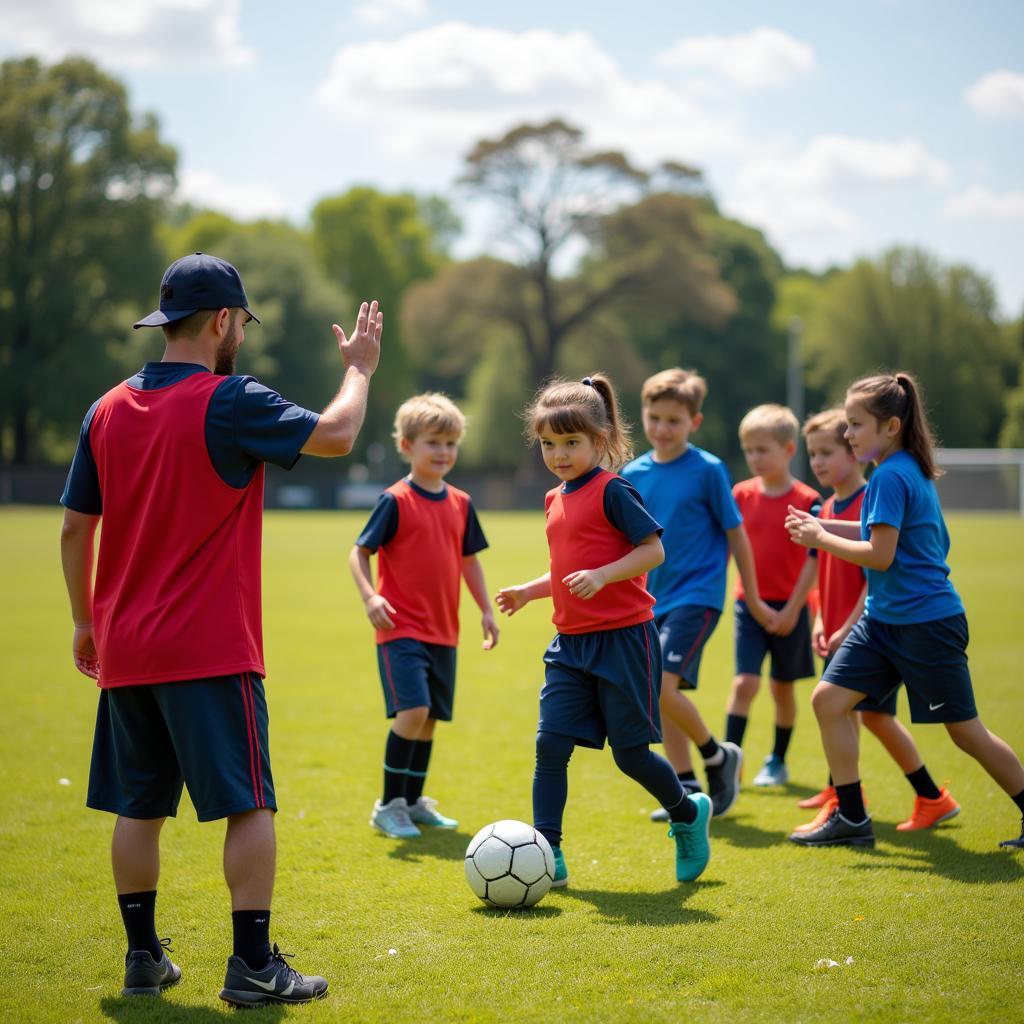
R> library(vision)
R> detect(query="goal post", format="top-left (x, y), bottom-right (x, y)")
top-left (935, 449), bottom-right (1024, 515)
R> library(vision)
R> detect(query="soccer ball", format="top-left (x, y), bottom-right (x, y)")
top-left (464, 819), bottom-right (556, 909)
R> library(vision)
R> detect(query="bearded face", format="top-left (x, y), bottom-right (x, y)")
top-left (214, 311), bottom-right (243, 375)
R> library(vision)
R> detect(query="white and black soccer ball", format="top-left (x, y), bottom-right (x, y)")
top-left (464, 819), bottom-right (556, 909)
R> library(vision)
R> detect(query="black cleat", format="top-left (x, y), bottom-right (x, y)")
top-left (219, 943), bottom-right (328, 1007)
top-left (122, 938), bottom-right (181, 997)
top-left (999, 817), bottom-right (1024, 850)
top-left (706, 741), bottom-right (743, 817)
top-left (788, 806), bottom-right (875, 848)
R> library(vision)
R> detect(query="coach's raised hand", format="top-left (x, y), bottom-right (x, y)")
top-left (334, 299), bottom-right (383, 376)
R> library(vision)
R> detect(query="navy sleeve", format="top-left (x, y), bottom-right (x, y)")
top-left (603, 476), bottom-right (663, 545)
top-left (206, 377), bottom-right (320, 488)
top-left (355, 493), bottom-right (399, 552)
top-left (809, 498), bottom-right (824, 559)
top-left (462, 501), bottom-right (489, 556)
top-left (60, 400), bottom-right (102, 515)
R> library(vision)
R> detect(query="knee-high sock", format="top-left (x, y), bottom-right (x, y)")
top-left (533, 731), bottom-right (575, 847)
top-left (613, 744), bottom-right (697, 824)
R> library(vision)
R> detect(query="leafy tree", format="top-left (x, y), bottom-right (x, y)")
top-left (0, 56), bottom-right (176, 463)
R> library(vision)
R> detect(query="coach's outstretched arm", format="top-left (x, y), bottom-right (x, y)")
top-left (302, 300), bottom-right (384, 457)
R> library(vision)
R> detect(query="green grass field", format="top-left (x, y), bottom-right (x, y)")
top-left (2, 507), bottom-right (1022, 1023)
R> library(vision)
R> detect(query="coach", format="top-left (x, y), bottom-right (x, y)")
top-left (59, 253), bottom-right (381, 1007)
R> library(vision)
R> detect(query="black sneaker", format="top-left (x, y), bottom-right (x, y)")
top-left (650, 780), bottom-right (704, 821)
top-left (219, 943), bottom-right (328, 1007)
top-left (122, 938), bottom-right (181, 997)
top-left (999, 817), bottom-right (1024, 850)
top-left (788, 806), bottom-right (875, 847)
top-left (706, 741), bottom-right (742, 817)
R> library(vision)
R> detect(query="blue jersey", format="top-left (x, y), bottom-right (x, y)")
top-left (861, 450), bottom-right (964, 624)
top-left (621, 446), bottom-right (741, 614)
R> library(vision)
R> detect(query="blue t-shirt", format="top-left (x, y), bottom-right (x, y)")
top-left (861, 450), bottom-right (964, 624)
top-left (61, 363), bottom-right (320, 514)
top-left (561, 465), bottom-right (663, 544)
top-left (621, 446), bottom-right (741, 613)
top-left (356, 479), bottom-right (489, 556)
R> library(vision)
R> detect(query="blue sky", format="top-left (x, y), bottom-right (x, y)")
top-left (3, 1), bottom-right (1022, 313)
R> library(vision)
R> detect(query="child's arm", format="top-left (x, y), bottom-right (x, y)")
top-left (827, 583), bottom-right (867, 656)
top-left (726, 525), bottom-right (777, 632)
top-left (812, 610), bottom-right (827, 659)
top-left (496, 572), bottom-right (552, 617)
top-left (786, 505), bottom-right (898, 571)
top-left (562, 533), bottom-right (664, 601)
top-left (60, 508), bottom-right (101, 679)
top-left (771, 555), bottom-right (818, 637)
top-left (462, 555), bottom-right (499, 650)
top-left (348, 545), bottom-right (397, 630)
top-left (816, 519), bottom-right (863, 540)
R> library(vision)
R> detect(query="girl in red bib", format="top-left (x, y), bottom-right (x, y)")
top-left (497, 374), bottom-right (712, 888)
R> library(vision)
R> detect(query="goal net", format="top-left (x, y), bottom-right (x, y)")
top-left (935, 449), bottom-right (1024, 514)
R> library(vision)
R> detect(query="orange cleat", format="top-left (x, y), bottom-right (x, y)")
top-left (792, 796), bottom-right (839, 833)
top-left (896, 787), bottom-right (960, 831)
top-left (798, 785), bottom-right (836, 809)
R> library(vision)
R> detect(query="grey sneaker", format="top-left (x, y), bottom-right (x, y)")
top-left (408, 796), bottom-right (458, 828)
top-left (706, 741), bottom-right (743, 816)
top-left (788, 806), bottom-right (875, 848)
top-left (370, 797), bottom-right (421, 838)
top-left (753, 754), bottom-right (789, 787)
top-left (219, 944), bottom-right (328, 1007)
top-left (651, 780), bottom-right (703, 821)
top-left (121, 938), bottom-right (181, 997)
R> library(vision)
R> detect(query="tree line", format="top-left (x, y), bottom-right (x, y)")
top-left (2, 56), bottom-right (1022, 479)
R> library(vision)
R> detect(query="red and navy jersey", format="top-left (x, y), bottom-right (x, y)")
top-left (733, 477), bottom-right (821, 603)
top-left (818, 488), bottom-right (867, 636)
top-left (357, 478), bottom-right (487, 647)
top-left (545, 467), bottom-right (660, 635)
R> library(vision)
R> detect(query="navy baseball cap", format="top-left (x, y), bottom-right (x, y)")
top-left (133, 252), bottom-right (260, 329)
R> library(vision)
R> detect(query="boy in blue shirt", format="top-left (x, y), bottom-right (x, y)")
top-left (622, 369), bottom-right (774, 818)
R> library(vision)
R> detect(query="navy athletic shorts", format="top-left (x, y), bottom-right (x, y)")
top-left (87, 673), bottom-right (275, 822)
top-left (538, 620), bottom-right (662, 750)
top-left (823, 649), bottom-right (898, 716)
top-left (377, 638), bottom-right (456, 721)
top-left (655, 605), bottom-right (721, 689)
top-left (822, 613), bottom-right (977, 724)
top-left (734, 599), bottom-right (815, 683)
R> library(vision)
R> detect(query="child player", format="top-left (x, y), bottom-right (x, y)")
top-left (622, 369), bottom-right (773, 819)
top-left (793, 408), bottom-right (958, 835)
top-left (350, 393), bottom-right (499, 839)
top-left (725, 404), bottom-right (820, 786)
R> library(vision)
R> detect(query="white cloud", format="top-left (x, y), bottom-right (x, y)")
top-left (656, 27), bottom-right (815, 87)
top-left (725, 192), bottom-right (857, 241)
top-left (353, 0), bottom-right (427, 28)
top-left (965, 70), bottom-right (1024, 118)
top-left (941, 186), bottom-right (1024, 221)
top-left (177, 169), bottom-right (294, 220)
top-left (0, 0), bottom-right (253, 69)
top-left (314, 21), bottom-right (743, 168)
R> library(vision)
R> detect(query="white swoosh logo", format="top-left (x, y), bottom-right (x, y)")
top-left (244, 976), bottom-right (279, 992)
top-left (929, 702), bottom-right (945, 711)
top-left (667, 652), bottom-right (682, 662)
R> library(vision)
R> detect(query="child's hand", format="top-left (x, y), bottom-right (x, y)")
top-left (72, 623), bottom-right (100, 679)
top-left (772, 603), bottom-right (800, 637)
top-left (812, 616), bottom-right (828, 658)
top-left (786, 505), bottom-right (823, 547)
top-left (496, 586), bottom-right (529, 616)
top-left (562, 568), bottom-right (606, 600)
top-left (364, 594), bottom-right (396, 630)
top-left (481, 609), bottom-right (500, 650)
top-left (826, 628), bottom-right (848, 657)
top-left (749, 598), bottom-right (777, 633)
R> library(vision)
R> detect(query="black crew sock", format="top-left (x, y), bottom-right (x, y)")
top-left (906, 765), bottom-right (941, 800)
top-left (677, 770), bottom-right (698, 784)
top-left (383, 730), bottom-right (416, 804)
top-left (725, 714), bottom-right (748, 747)
top-left (1012, 788), bottom-right (1024, 816)
top-left (405, 739), bottom-right (433, 805)
top-left (117, 890), bottom-right (162, 960)
top-left (666, 792), bottom-right (698, 825)
top-left (698, 737), bottom-right (723, 765)
top-left (232, 910), bottom-right (272, 970)
top-left (828, 773), bottom-right (833, 787)
top-left (772, 725), bottom-right (794, 762)
top-left (835, 781), bottom-right (867, 822)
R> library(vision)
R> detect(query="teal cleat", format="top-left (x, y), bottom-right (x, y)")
top-left (370, 797), bottom-right (421, 838)
top-left (668, 792), bottom-right (712, 882)
top-left (753, 754), bottom-right (789, 787)
top-left (550, 846), bottom-right (569, 888)
top-left (408, 796), bottom-right (458, 829)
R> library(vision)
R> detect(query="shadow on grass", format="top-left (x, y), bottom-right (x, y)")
top-left (709, 813), bottom-right (785, 849)
top-left (384, 827), bottom-right (472, 863)
top-left (469, 904), bottom-right (563, 919)
top-left (100, 994), bottom-right (285, 1021)
top-left (555, 885), bottom-right (720, 925)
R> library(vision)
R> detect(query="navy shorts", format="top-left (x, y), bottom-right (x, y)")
top-left (538, 620), bottom-right (662, 750)
top-left (87, 673), bottom-right (275, 822)
top-left (377, 638), bottom-right (456, 721)
top-left (823, 651), bottom-right (898, 716)
top-left (655, 605), bottom-right (721, 689)
top-left (734, 599), bottom-right (815, 683)
top-left (822, 613), bottom-right (977, 724)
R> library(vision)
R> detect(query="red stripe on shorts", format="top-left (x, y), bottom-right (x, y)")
top-left (382, 646), bottom-right (399, 711)
top-left (643, 625), bottom-right (655, 731)
top-left (681, 610), bottom-right (714, 674)
top-left (246, 674), bottom-right (266, 808)
top-left (238, 675), bottom-right (261, 808)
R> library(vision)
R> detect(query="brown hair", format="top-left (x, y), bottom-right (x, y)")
top-left (393, 392), bottom-right (467, 456)
top-left (738, 404), bottom-right (799, 445)
top-left (525, 373), bottom-right (633, 470)
top-left (641, 367), bottom-right (707, 416)
top-left (162, 308), bottom-right (219, 341)
top-left (846, 371), bottom-right (940, 479)
top-left (803, 407), bottom-right (852, 454)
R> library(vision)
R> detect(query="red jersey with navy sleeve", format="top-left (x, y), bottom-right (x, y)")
top-left (545, 468), bottom-right (656, 635)
top-left (733, 477), bottom-right (821, 602)
top-left (87, 374), bottom-right (266, 687)
top-left (818, 487), bottom-right (867, 636)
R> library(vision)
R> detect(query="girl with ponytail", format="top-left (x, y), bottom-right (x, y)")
top-left (785, 371), bottom-right (1024, 851)
top-left (496, 374), bottom-right (713, 887)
